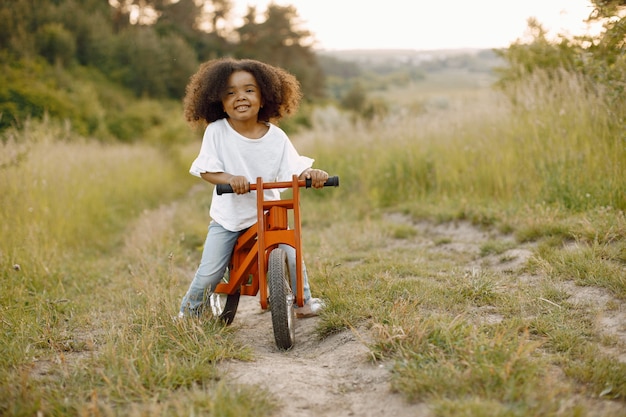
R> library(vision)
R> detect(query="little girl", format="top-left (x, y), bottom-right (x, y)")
top-left (179, 57), bottom-right (328, 319)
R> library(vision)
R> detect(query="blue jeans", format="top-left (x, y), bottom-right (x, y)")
top-left (179, 221), bottom-right (312, 316)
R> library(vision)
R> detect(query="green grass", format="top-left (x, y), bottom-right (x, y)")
top-left (1, 68), bottom-right (625, 415)
top-left (304, 198), bottom-right (625, 415)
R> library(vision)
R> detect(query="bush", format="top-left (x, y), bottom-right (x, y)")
top-left (35, 23), bottom-right (76, 66)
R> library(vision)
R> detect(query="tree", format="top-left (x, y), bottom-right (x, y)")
top-left (154, 0), bottom-right (231, 62)
top-left (585, 0), bottom-right (626, 99)
top-left (55, 0), bottom-right (115, 67)
top-left (494, 18), bottom-right (581, 86)
top-left (35, 22), bottom-right (76, 66)
top-left (154, 0), bottom-right (202, 38)
top-left (0, 0), bottom-right (56, 59)
top-left (0, 0), bottom-right (327, 136)
top-left (494, 1), bottom-right (625, 124)
top-left (235, 4), bottom-right (325, 100)
top-left (111, 26), bottom-right (166, 97)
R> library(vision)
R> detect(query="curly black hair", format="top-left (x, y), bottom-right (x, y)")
top-left (183, 57), bottom-right (303, 127)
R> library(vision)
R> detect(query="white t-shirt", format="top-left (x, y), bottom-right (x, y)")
top-left (189, 118), bottom-right (314, 231)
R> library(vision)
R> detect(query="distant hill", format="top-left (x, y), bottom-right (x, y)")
top-left (316, 48), bottom-right (504, 80)
top-left (316, 48), bottom-right (502, 66)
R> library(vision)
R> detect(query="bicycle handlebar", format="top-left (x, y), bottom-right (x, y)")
top-left (216, 176), bottom-right (339, 195)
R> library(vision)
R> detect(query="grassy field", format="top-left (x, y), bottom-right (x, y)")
top-left (1, 69), bottom-right (625, 416)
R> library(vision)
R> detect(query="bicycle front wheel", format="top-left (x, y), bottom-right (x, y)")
top-left (268, 248), bottom-right (296, 350)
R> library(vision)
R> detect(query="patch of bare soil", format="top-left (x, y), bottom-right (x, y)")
top-left (220, 296), bottom-right (429, 417)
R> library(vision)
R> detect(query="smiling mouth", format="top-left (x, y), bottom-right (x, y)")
top-left (235, 105), bottom-right (250, 112)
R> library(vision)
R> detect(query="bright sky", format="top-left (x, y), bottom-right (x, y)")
top-left (234, 0), bottom-right (600, 50)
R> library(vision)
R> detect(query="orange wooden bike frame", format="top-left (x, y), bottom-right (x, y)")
top-left (214, 175), bottom-right (307, 309)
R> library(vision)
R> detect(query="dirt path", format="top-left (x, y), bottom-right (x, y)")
top-left (219, 295), bottom-right (430, 417)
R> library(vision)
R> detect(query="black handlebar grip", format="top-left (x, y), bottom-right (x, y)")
top-left (325, 176), bottom-right (340, 187)
top-left (305, 176), bottom-right (340, 188)
top-left (216, 184), bottom-right (234, 195)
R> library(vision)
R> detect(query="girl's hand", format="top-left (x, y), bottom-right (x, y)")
top-left (229, 175), bottom-right (250, 194)
top-left (301, 168), bottom-right (329, 189)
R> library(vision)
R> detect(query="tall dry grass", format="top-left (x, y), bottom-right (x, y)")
top-left (302, 69), bottom-right (624, 216)
top-left (1, 120), bottom-right (191, 269)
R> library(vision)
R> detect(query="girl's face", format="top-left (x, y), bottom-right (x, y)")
top-left (221, 70), bottom-right (263, 123)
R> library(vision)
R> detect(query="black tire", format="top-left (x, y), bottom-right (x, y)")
top-left (210, 268), bottom-right (240, 325)
top-left (268, 248), bottom-right (296, 350)
top-left (209, 272), bottom-right (240, 325)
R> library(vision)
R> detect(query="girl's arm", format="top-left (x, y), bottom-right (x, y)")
top-left (201, 172), bottom-right (249, 194)
top-left (299, 168), bottom-right (329, 189)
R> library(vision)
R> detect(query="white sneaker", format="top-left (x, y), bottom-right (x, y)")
top-left (171, 311), bottom-right (185, 323)
top-left (296, 298), bottom-right (325, 318)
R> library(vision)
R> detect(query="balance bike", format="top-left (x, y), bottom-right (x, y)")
top-left (209, 175), bottom-right (339, 350)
